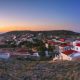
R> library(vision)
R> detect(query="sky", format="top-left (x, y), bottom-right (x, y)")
top-left (0, 0), bottom-right (80, 32)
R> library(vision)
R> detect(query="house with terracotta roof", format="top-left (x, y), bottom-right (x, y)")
top-left (53, 40), bottom-right (80, 61)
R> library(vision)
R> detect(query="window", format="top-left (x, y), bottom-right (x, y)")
top-left (76, 47), bottom-right (78, 50)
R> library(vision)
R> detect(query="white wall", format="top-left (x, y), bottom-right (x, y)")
top-left (72, 46), bottom-right (80, 52)
top-left (0, 53), bottom-right (10, 59)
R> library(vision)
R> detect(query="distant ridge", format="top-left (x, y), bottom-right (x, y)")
top-left (0, 32), bottom-right (6, 34)
top-left (0, 30), bottom-right (79, 36)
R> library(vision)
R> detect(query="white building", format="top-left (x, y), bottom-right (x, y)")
top-left (0, 52), bottom-right (10, 59)
top-left (32, 52), bottom-right (40, 57)
top-left (72, 40), bottom-right (80, 52)
top-left (53, 41), bottom-right (80, 61)
top-left (53, 43), bottom-right (72, 61)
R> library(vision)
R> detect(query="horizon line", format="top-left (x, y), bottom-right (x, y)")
top-left (0, 29), bottom-right (76, 33)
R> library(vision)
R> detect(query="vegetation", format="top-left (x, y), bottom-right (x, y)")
top-left (0, 60), bottom-right (80, 80)
top-left (1, 30), bottom-right (79, 37)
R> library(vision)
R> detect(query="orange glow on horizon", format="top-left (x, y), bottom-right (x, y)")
top-left (0, 26), bottom-right (32, 32)
top-left (0, 24), bottom-right (71, 32)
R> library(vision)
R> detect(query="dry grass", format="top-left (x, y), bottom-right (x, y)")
top-left (0, 60), bottom-right (80, 80)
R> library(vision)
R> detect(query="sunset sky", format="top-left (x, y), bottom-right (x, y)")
top-left (0, 0), bottom-right (80, 32)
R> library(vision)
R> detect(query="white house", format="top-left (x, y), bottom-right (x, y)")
top-left (32, 52), bottom-right (40, 57)
top-left (72, 40), bottom-right (80, 52)
top-left (0, 52), bottom-right (10, 59)
top-left (53, 40), bottom-right (80, 61)
top-left (53, 43), bottom-right (73, 61)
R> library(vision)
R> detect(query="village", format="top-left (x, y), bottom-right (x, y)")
top-left (0, 31), bottom-right (80, 61)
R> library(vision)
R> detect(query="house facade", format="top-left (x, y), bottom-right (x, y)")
top-left (0, 52), bottom-right (10, 59)
top-left (72, 40), bottom-right (80, 52)
top-left (53, 40), bottom-right (80, 61)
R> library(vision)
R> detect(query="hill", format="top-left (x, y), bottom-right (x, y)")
top-left (0, 60), bottom-right (80, 80)
top-left (0, 30), bottom-right (79, 36)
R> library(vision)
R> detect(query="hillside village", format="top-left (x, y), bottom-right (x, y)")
top-left (0, 30), bottom-right (80, 80)
top-left (0, 30), bottom-right (80, 61)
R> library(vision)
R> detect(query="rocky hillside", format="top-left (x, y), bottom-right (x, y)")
top-left (0, 60), bottom-right (80, 80)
